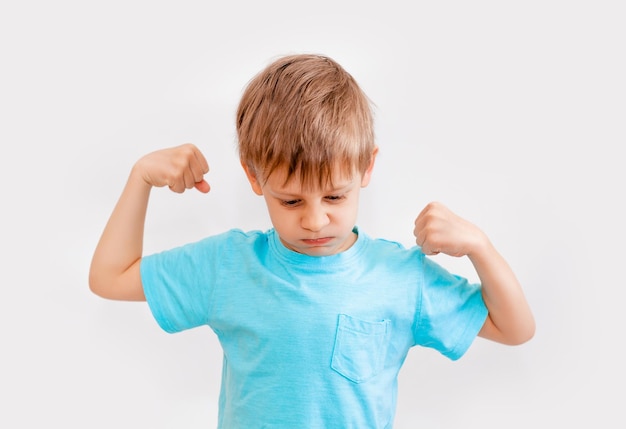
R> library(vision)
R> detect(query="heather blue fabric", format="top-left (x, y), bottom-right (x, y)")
top-left (141, 228), bottom-right (488, 428)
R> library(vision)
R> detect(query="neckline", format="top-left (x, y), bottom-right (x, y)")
top-left (268, 226), bottom-right (367, 270)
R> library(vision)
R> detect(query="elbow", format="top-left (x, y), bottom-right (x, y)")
top-left (481, 313), bottom-right (536, 346)
top-left (506, 318), bottom-right (536, 346)
top-left (88, 269), bottom-right (106, 298)
top-left (87, 260), bottom-right (144, 301)
top-left (88, 263), bottom-right (115, 299)
top-left (519, 319), bottom-right (536, 345)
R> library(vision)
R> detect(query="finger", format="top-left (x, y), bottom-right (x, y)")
top-left (419, 240), bottom-right (441, 256)
top-left (168, 182), bottom-right (184, 193)
top-left (194, 179), bottom-right (211, 193)
top-left (188, 148), bottom-right (210, 187)
top-left (414, 224), bottom-right (441, 255)
top-left (417, 242), bottom-right (440, 256)
top-left (192, 146), bottom-right (210, 174)
top-left (413, 210), bottom-right (429, 234)
top-left (413, 226), bottom-right (423, 247)
top-left (189, 158), bottom-right (208, 184)
top-left (183, 170), bottom-right (196, 189)
top-left (413, 217), bottom-right (428, 247)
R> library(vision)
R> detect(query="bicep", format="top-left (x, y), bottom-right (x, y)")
top-left (90, 259), bottom-right (146, 301)
top-left (118, 259), bottom-right (146, 301)
top-left (477, 313), bottom-right (507, 343)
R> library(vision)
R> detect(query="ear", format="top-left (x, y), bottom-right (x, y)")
top-left (360, 146), bottom-right (379, 188)
top-left (241, 162), bottom-right (264, 195)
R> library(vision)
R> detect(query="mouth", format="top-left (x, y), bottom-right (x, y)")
top-left (301, 237), bottom-right (333, 246)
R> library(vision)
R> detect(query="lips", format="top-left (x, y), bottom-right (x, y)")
top-left (302, 237), bottom-right (333, 246)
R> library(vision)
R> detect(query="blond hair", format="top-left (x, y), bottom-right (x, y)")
top-left (236, 54), bottom-right (375, 189)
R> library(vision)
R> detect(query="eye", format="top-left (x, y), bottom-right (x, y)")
top-left (325, 195), bottom-right (344, 202)
top-left (281, 199), bottom-right (301, 207)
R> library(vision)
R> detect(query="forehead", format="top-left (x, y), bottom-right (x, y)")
top-left (265, 164), bottom-right (357, 193)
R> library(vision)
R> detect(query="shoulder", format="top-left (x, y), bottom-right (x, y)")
top-left (358, 233), bottom-right (468, 288)
top-left (144, 228), bottom-right (272, 262)
top-left (211, 228), bottom-right (269, 244)
top-left (187, 228), bottom-right (269, 248)
top-left (358, 232), bottom-right (425, 273)
top-left (362, 233), bottom-right (424, 260)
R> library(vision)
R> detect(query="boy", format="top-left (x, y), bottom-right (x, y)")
top-left (89, 54), bottom-right (535, 428)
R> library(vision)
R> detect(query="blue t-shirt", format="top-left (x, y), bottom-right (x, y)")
top-left (141, 228), bottom-right (488, 428)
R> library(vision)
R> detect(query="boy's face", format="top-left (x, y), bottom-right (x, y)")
top-left (243, 153), bottom-right (376, 257)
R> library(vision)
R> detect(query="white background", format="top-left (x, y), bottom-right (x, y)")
top-left (1, 1), bottom-right (624, 427)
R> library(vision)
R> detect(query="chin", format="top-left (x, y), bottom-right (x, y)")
top-left (302, 249), bottom-right (333, 257)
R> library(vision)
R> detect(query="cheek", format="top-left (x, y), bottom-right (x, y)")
top-left (335, 203), bottom-right (359, 224)
top-left (266, 204), bottom-right (295, 227)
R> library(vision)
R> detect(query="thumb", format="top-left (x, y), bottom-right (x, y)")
top-left (194, 179), bottom-right (211, 193)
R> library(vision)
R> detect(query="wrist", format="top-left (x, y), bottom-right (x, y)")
top-left (129, 164), bottom-right (154, 190)
top-left (466, 231), bottom-right (493, 262)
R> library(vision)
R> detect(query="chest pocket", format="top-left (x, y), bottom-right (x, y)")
top-left (331, 314), bottom-right (391, 383)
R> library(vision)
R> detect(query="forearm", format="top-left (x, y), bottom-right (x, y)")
top-left (89, 167), bottom-right (151, 300)
top-left (469, 237), bottom-right (535, 345)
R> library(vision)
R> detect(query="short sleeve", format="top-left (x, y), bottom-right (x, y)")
top-left (413, 254), bottom-right (488, 360)
top-left (140, 237), bottom-right (220, 333)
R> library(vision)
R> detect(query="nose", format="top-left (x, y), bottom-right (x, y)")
top-left (301, 204), bottom-right (330, 232)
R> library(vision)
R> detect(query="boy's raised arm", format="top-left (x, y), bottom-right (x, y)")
top-left (89, 144), bottom-right (210, 301)
top-left (414, 202), bottom-right (535, 345)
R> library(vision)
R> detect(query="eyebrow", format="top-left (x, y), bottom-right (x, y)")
top-left (272, 181), bottom-right (355, 197)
